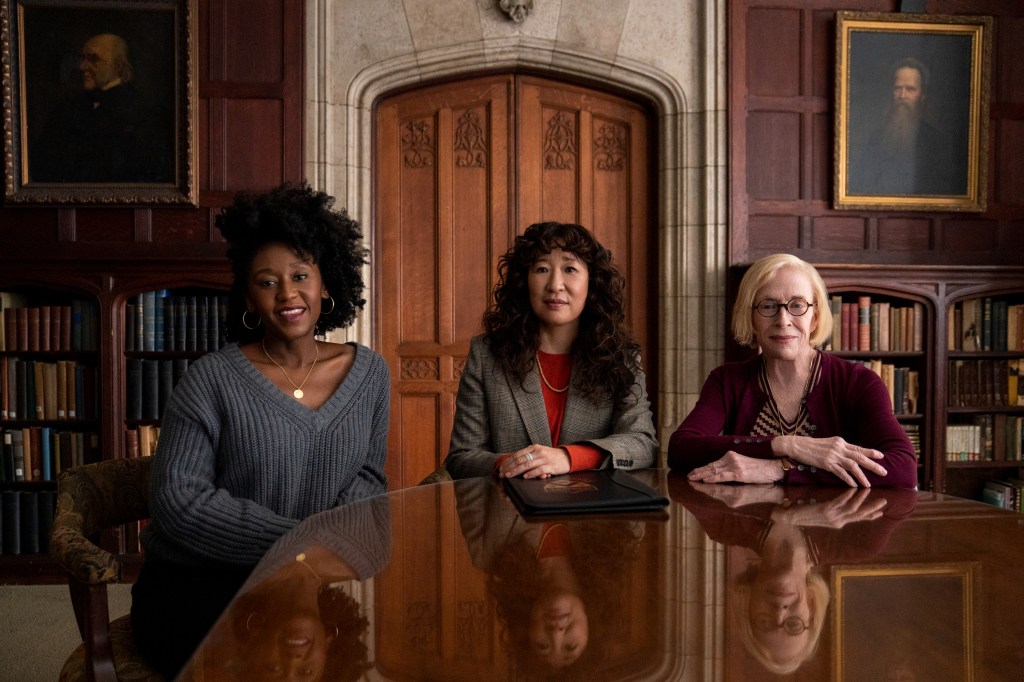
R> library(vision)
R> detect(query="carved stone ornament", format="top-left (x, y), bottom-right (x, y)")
top-left (499, 0), bottom-right (534, 23)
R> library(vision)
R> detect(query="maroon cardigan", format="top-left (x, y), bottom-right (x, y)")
top-left (668, 352), bottom-right (918, 489)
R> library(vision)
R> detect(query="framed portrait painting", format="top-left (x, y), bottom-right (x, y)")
top-left (832, 562), bottom-right (978, 681)
top-left (834, 12), bottom-right (992, 212)
top-left (2, 0), bottom-right (197, 205)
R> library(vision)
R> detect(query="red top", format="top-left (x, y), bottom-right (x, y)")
top-left (495, 352), bottom-right (605, 473)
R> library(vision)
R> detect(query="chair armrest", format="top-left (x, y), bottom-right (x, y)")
top-left (51, 500), bottom-right (121, 586)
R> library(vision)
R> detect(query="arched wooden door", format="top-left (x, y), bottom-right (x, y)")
top-left (375, 74), bottom-right (655, 489)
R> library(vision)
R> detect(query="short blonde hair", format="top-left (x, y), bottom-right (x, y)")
top-left (732, 253), bottom-right (833, 349)
top-left (731, 571), bottom-right (830, 675)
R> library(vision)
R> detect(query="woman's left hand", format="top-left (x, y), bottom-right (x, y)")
top-left (498, 445), bottom-right (571, 479)
top-left (688, 450), bottom-right (783, 484)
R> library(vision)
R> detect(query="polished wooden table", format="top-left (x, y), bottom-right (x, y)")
top-left (179, 471), bottom-right (1024, 681)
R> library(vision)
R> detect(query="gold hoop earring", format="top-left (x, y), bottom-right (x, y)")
top-left (321, 296), bottom-right (336, 315)
top-left (246, 612), bottom-right (265, 631)
top-left (242, 310), bottom-right (261, 330)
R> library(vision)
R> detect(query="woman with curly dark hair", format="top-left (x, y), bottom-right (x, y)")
top-left (444, 221), bottom-right (656, 480)
top-left (131, 182), bottom-right (390, 678)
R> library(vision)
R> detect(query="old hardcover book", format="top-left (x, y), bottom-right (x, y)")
top-left (502, 469), bottom-right (668, 517)
top-left (9, 430), bottom-right (24, 481)
top-left (2, 431), bottom-right (13, 482)
top-left (0, 292), bottom-right (28, 352)
top-left (856, 296), bottom-right (870, 351)
top-left (39, 306), bottom-right (50, 352)
top-left (27, 307), bottom-right (40, 352)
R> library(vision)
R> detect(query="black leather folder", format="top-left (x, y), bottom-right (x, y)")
top-left (502, 469), bottom-right (669, 517)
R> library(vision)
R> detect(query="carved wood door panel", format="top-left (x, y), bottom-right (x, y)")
top-left (376, 74), bottom-right (654, 490)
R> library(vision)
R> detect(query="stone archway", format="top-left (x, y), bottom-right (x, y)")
top-left (304, 0), bottom-right (729, 459)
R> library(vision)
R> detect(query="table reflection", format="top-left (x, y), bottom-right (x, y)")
top-left (670, 481), bottom-right (916, 677)
top-left (179, 472), bottom-right (1024, 681)
top-left (181, 495), bottom-right (391, 681)
top-left (454, 475), bottom-right (658, 678)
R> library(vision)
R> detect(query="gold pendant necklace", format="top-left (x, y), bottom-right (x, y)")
top-left (262, 340), bottom-right (319, 400)
top-left (537, 355), bottom-right (569, 393)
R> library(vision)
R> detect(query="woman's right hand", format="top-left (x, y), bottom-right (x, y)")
top-left (687, 451), bottom-right (784, 484)
top-left (773, 435), bottom-right (887, 487)
top-left (773, 487), bottom-right (888, 528)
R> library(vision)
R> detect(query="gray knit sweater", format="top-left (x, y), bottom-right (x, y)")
top-left (141, 342), bottom-right (390, 567)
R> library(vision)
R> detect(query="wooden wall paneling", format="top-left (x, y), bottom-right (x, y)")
top-left (376, 76), bottom-right (513, 489)
top-left (730, 1), bottom-right (1024, 267)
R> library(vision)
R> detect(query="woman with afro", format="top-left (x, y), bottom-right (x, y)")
top-left (131, 182), bottom-right (390, 678)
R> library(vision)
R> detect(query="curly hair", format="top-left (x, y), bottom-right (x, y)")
top-left (216, 181), bottom-right (368, 344)
top-left (488, 520), bottom-right (644, 680)
top-left (228, 584), bottom-right (370, 682)
top-left (483, 222), bottom-right (641, 404)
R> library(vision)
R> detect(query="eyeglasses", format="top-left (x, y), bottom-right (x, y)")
top-left (753, 614), bottom-right (811, 636)
top-left (752, 298), bottom-right (814, 318)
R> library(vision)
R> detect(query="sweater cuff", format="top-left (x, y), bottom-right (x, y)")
top-left (565, 444), bottom-right (605, 471)
top-left (494, 453), bottom-right (513, 475)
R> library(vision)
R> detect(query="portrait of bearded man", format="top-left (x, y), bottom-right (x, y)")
top-left (847, 57), bottom-right (967, 197)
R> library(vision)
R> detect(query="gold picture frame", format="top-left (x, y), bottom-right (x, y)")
top-left (834, 12), bottom-right (991, 212)
top-left (832, 562), bottom-right (978, 681)
top-left (1, 0), bottom-right (197, 205)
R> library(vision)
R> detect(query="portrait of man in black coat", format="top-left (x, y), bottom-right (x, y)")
top-left (29, 32), bottom-right (173, 184)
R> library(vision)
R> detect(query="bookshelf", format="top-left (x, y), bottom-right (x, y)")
top-left (0, 270), bottom-right (229, 584)
top-left (944, 292), bottom-right (1024, 511)
top-left (814, 265), bottom-right (1024, 504)
top-left (2, 286), bottom-right (101, 578)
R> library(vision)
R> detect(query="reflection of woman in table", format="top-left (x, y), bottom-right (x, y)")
top-left (671, 479), bottom-right (916, 675)
top-left (456, 481), bottom-right (644, 677)
top-left (189, 496), bottom-right (391, 682)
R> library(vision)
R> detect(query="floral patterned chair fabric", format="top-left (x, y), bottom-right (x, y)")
top-left (418, 464), bottom-right (453, 486)
top-left (50, 456), bottom-right (163, 682)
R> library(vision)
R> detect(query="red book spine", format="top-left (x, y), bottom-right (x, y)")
top-left (858, 296), bottom-right (871, 351)
top-left (39, 306), bottom-right (51, 352)
top-left (28, 308), bottom-right (41, 351)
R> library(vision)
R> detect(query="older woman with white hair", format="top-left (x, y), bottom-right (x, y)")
top-left (668, 253), bottom-right (917, 488)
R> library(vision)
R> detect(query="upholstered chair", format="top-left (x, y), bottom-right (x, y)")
top-left (418, 464), bottom-right (453, 485)
top-left (50, 456), bottom-right (163, 682)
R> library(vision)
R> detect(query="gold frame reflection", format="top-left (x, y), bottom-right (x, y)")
top-left (832, 562), bottom-right (978, 682)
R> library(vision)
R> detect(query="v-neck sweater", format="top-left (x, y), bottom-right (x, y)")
top-left (142, 342), bottom-right (390, 567)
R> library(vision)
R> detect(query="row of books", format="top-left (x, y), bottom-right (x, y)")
top-left (824, 296), bottom-right (924, 353)
top-left (126, 291), bottom-right (229, 353)
top-left (1, 489), bottom-right (55, 555)
top-left (981, 478), bottom-right (1024, 512)
top-left (855, 360), bottom-right (920, 415)
top-left (126, 358), bottom-right (193, 421)
top-left (126, 425), bottom-right (161, 458)
top-left (0, 296), bottom-right (98, 352)
top-left (901, 423), bottom-right (921, 459)
top-left (1, 427), bottom-right (99, 482)
top-left (945, 416), bottom-right (1024, 462)
top-left (948, 297), bottom-right (1024, 352)
top-left (1, 357), bottom-right (99, 422)
top-left (947, 359), bottom-right (1023, 408)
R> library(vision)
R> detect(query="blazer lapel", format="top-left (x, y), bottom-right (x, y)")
top-left (559, 364), bottom-right (593, 442)
top-left (508, 367), bottom-right (552, 445)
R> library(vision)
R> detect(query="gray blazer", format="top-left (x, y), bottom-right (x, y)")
top-left (444, 335), bottom-right (658, 479)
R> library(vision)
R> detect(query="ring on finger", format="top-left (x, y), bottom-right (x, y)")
top-left (525, 452), bottom-right (534, 463)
